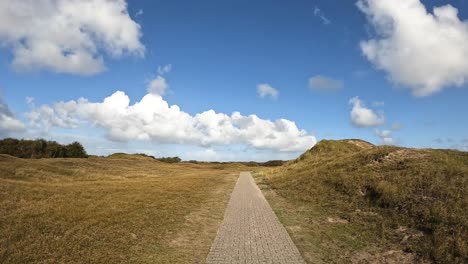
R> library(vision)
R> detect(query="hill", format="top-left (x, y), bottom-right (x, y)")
top-left (256, 139), bottom-right (468, 263)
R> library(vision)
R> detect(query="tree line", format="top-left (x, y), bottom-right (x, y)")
top-left (0, 138), bottom-right (88, 158)
top-left (136, 153), bottom-right (181, 163)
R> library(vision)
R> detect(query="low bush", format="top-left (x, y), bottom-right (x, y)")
top-left (156, 156), bottom-right (182, 163)
top-left (0, 138), bottom-right (88, 158)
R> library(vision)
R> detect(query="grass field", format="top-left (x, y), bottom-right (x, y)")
top-left (2, 140), bottom-right (467, 264)
top-left (0, 154), bottom-right (245, 263)
top-left (255, 140), bottom-right (468, 264)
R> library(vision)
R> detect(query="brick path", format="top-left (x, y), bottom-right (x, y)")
top-left (206, 172), bottom-right (306, 264)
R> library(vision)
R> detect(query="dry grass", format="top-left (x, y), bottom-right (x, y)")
top-left (255, 139), bottom-right (468, 264)
top-left (0, 154), bottom-right (245, 263)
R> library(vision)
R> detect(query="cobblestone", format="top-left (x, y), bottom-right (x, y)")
top-left (206, 172), bottom-right (305, 264)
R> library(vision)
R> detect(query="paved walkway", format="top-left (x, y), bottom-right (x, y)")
top-left (206, 172), bottom-right (305, 264)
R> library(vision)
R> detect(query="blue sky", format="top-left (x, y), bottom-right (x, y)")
top-left (0, 0), bottom-right (467, 161)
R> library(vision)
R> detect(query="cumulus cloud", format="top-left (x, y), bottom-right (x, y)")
top-left (313, 6), bottom-right (331, 25)
top-left (375, 129), bottom-right (395, 145)
top-left (349, 96), bottom-right (384, 127)
top-left (257, 84), bottom-right (279, 99)
top-left (147, 76), bottom-right (169, 96)
top-left (147, 64), bottom-right (172, 96)
top-left (309, 75), bottom-right (343, 92)
top-left (0, 0), bottom-right (144, 75)
top-left (0, 96), bottom-right (25, 136)
top-left (357, 0), bottom-right (468, 96)
top-left (26, 91), bottom-right (315, 152)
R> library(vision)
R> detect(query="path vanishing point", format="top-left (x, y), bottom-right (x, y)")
top-left (206, 172), bottom-right (306, 264)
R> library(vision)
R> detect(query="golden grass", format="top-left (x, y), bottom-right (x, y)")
top-left (255, 140), bottom-right (468, 264)
top-left (0, 154), bottom-right (245, 263)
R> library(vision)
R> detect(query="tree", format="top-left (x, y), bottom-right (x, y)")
top-left (65, 142), bottom-right (88, 158)
top-left (0, 138), bottom-right (88, 159)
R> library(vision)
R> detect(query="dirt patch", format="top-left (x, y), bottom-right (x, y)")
top-left (369, 149), bottom-right (428, 167)
top-left (287, 225), bottom-right (302, 233)
top-left (385, 149), bottom-right (426, 161)
top-left (345, 140), bottom-right (374, 149)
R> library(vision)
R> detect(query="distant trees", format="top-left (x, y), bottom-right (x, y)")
top-left (109, 153), bottom-right (182, 163)
top-left (261, 160), bottom-right (285, 167)
top-left (0, 138), bottom-right (88, 158)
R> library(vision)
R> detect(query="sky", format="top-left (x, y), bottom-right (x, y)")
top-left (0, 0), bottom-right (468, 161)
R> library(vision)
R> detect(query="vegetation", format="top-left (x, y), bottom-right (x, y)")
top-left (187, 160), bottom-right (285, 167)
top-left (261, 160), bottom-right (285, 167)
top-left (156, 156), bottom-right (182, 163)
top-left (0, 138), bottom-right (87, 158)
top-left (0, 153), bottom-right (246, 263)
top-left (255, 139), bottom-right (467, 264)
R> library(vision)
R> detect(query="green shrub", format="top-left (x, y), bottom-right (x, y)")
top-left (0, 138), bottom-right (88, 158)
top-left (262, 160), bottom-right (285, 167)
top-left (156, 156), bottom-right (182, 163)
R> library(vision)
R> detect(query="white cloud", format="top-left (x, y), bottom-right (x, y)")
top-left (0, 0), bottom-right (144, 75)
top-left (147, 76), bottom-right (169, 96)
top-left (257, 84), bottom-right (279, 99)
top-left (147, 64), bottom-right (172, 95)
top-left (0, 96), bottom-right (25, 136)
top-left (313, 6), bottom-right (331, 25)
top-left (358, 0), bottom-right (468, 96)
top-left (26, 91), bottom-right (315, 152)
top-left (349, 96), bottom-right (384, 127)
top-left (309, 75), bottom-right (343, 91)
top-left (375, 129), bottom-right (395, 145)
top-left (25, 97), bottom-right (34, 106)
top-left (157, 64), bottom-right (172, 75)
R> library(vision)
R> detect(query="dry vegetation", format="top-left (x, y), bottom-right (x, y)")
top-left (255, 139), bottom-right (468, 264)
top-left (0, 154), bottom-right (247, 263)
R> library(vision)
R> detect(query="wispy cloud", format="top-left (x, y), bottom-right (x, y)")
top-left (157, 64), bottom-right (172, 75)
top-left (313, 6), bottom-right (331, 25)
top-left (309, 75), bottom-right (343, 92)
top-left (135, 9), bottom-right (143, 17)
top-left (257, 84), bottom-right (279, 99)
top-left (390, 122), bottom-right (403, 131)
top-left (375, 129), bottom-right (396, 145)
top-left (372, 101), bottom-right (384, 107)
